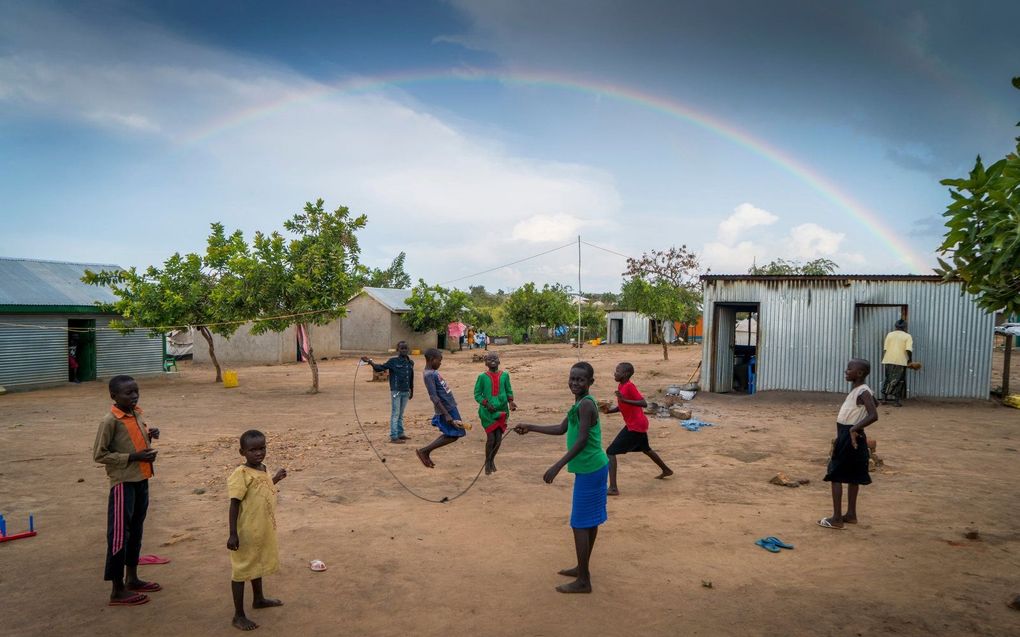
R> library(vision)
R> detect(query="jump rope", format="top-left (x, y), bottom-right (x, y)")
top-left (350, 361), bottom-right (510, 504)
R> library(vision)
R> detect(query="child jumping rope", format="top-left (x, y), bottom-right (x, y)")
top-left (818, 358), bottom-right (878, 530)
top-left (227, 429), bottom-right (288, 631)
top-left (515, 361), bottom-right (608, 594)
top-left (416, 348), bottom-right (468, 468)
top-left (473, 352), bottom-right (516, 474)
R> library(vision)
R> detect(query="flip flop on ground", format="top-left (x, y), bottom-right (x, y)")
top-left (817, 517), bottom-right (845, 530)
top-left (109, 593), bottom-right (150, 606)
top-left (764, 536), bottom-right (794, 549)
top-left (755, 538), bottom-right (781, 552)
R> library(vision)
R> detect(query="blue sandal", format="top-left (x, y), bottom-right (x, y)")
top-left (764, 536), bottom-right (794, 549)
top-left (755, 538), bottom-right (781, 553)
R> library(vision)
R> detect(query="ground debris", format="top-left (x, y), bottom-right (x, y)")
top-left (769, 472), bottom-right (810, 488)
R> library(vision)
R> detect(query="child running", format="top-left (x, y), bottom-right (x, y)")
top-left (416, 348), bottom-right (468, 468)
top-left (93, 374), bottom-right (161, 607)
top-left (604, 362), bottom-right (673, 495)
top-left (474, 352), bottom-right (517, 474)
top-left (818, 358), bottom-right (878, 530)
top-left (514, 362), bottom-right (608, 594)
top-left (227, 429), bottom-right (288, 631)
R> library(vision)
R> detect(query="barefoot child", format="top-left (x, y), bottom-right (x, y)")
top-left (227, 430), bottom-right (288, 630)
top-left (514, 362), bottom-right (608, 594)
top-left (818, 359), bottom-right (878, 530)
top-left (93, 375), bottom-right (161, 606)
top-left (416, 348), bottom-right (468, 468)
top-left (361, 340), bottom-right (415, 444)
top-left (604, 362), bottom-right (673, 495)
top-left (474, 352), bottom-right (517, 474)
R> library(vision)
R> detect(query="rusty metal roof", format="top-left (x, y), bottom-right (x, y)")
top-left (701, 274), bottom-right (944, 282)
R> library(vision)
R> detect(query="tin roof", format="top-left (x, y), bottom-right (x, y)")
top-left (701, 274), bottom-right (943, 282)
top-left (360, 287), bottom-right (413, 313)
top-left (0, 257), bottom-right (122, 307)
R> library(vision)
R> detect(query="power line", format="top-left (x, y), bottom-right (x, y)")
top-left (581, 240), bottom-right (635, 261)
top-left (439, 241), bottom-right (577, 285)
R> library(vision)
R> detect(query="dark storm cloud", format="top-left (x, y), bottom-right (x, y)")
top-left (444, 0), bottom-right (1020, 176)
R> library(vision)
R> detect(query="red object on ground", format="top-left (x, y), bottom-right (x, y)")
top-left (0, 531), bottom-right (37, 543)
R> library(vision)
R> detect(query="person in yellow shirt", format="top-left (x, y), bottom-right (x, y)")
top-left (880, 320), bottom-right (913, 407)
top-left (227, 430), bottom-right (287, 631)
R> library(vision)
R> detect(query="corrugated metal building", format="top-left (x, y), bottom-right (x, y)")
top-left (701, 275), bottom-right (994, 399)
top-left (606, 310), bottom-right (676, 344)
top-left (0, 258), bottom-right (165, 390)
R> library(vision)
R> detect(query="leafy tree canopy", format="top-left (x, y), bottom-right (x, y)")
top-left (748, 257), bottom-right (839, 275)
top-left (936, 78), bottom-right (1020, 316)
top-left (402, 279), bottom-right (472, 334)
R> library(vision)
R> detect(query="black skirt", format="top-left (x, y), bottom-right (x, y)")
top-left (824, 424), bottom-right (872, 485)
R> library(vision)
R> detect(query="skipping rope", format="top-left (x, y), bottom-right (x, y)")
top-left (351, 361), bottom-right (505, 504)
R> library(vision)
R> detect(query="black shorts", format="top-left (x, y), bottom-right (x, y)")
top-left (606, 426), bottom-right (651, 455)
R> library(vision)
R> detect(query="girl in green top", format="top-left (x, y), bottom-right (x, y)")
top-left (514, 361), bottom-right (608, 594)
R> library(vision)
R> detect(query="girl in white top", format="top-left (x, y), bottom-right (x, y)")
top-left (818, 359), bottom-right (879, 530)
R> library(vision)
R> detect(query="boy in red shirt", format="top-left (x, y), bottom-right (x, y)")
top-left (605, 362), bottom-right (673, 495)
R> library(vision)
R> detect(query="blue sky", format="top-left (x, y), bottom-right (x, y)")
top-left (1, 0), bottom-right (1017, 292)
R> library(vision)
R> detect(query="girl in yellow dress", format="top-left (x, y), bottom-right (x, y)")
top-left (227, 430), bottom-right (287, 631)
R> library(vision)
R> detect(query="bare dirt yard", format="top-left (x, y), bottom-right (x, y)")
top-left (1, 344), bottom-right (1018, 637)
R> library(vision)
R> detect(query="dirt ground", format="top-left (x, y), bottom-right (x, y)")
top-left (1, 344), bottom-right (1018, 637)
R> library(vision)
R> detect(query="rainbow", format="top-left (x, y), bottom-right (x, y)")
top-left (180, 69), bottom-right (931, 273)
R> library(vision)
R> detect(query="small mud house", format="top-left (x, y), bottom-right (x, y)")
top-left (341, 287), bottom-right (437, 352)
top-left (700, 275), bottom-right (994, 398)
top-left (0, 258), bottom-right (165, 390)
top-left (192, 319), bottom-right (343, 365)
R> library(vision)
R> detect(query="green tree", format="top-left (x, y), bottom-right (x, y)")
top-left (225, 198), bottom-right (367, 393)
top-left (402, 279), bottom-right (472, 336)
top-left (360, 251), bottom-right (412, 289)
top-left (574, 302), bottom-right (607, 342)
top-left (936, 78), bottom-right (1020, 316)
top-left (748, 257), bottom-right (838, 275)
top-left (82, 224), bottom-right (247, 382)
top-left (503, 282), bottom-right (574, 341)
top-left (622, 246), bottom-right (702, 360)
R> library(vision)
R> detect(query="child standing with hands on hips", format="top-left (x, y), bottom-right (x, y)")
top-left (818, 359), bottom-right (878, 530)
top-left (227, 429), bottom-right (287, 631)
top-left (474, 352), bottom-right (516, 474)
top-left (515, 362), bottom-right (608, 594)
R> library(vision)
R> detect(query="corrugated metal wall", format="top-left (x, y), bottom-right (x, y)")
top-left (701, 279), bottom-right (994, 398)
top-left (0, 315), bottom-right (67, 387)
top-left (96, 317), bottom-right (164, 377)
top-left (606, 311), bottom-right (676, 344)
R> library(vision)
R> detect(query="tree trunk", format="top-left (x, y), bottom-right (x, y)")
top-left (198, 326), bottom-right (223, 382)
top-left (299, 323), bottom-right (319, 394)
top-left (661, 323), bottom-right (669, 361)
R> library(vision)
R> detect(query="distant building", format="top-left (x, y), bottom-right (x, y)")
top-left (606, 310), bottom-right (676, 345)
top-left (341, 287), bottom-right (437, 352)
top-left (0, 258), bottom-right (165, 390)
top-left (700, 275), bottom-right (994, 398)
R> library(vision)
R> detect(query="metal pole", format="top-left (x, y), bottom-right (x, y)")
top-left (1003, 335), bottom-right (1012, 398)
top-left (577, 235), bottom-right (582, 358)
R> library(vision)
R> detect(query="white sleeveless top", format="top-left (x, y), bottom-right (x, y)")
top-left (837, 384), bottom-right (872, 426)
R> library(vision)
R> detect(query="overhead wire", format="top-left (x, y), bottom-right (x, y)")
top-left (439, 241), bottom-right (577, 285)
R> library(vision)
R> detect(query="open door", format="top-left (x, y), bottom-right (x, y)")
top-left (854, 304), bottom-right (907, 376)
top-left (68, 319), bottom-right (96, 382)
top-left (712, 305), bottom-right (737, 392)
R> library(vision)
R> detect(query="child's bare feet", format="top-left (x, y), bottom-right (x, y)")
top-left (607, 486), bottom-right (620, 496)
top-left (252, 597), bottom-right (283, 609)
top-left (233, 615), bottom-right (259, 631)
top-left (556, 579), bottom-right (592, 594)
top-left (415, 449), bottom-right (435, 468)
top-left (484, 464), bottom-right (493, 475)
top-left (841, 514), bottom-right (858, 524)
top-left (655, 468), bottom-right (674, 479)
top-left (557, 567), bottom-right (579, 577)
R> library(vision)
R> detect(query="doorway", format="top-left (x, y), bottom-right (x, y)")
top-left (853, 304), bottom-right (907, 387)
top-left (68, 319), bottom-right (96, 382)
top-left (711, 303), bottom-right (759, 393)
top-left (610, 319), bottom-right (623, 344)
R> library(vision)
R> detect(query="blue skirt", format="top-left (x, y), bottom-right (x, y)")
top-left (570, 463), bottom-right (609, 529)
top-left (431, 407), bottom-right (466, 438)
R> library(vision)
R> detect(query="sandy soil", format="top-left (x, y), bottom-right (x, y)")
top-left (1, 344), bottom-right (1018, 637)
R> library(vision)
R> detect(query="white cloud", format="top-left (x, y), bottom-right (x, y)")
top-left (786, 223), bottom-right (845, 259)
top-left (0, 5), bottom-right (623, 289)
top-left (716, 202), bottom-right (778, 244)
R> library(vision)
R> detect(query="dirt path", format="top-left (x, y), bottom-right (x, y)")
top-left (1, 344), bottom-right (1017, 636)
